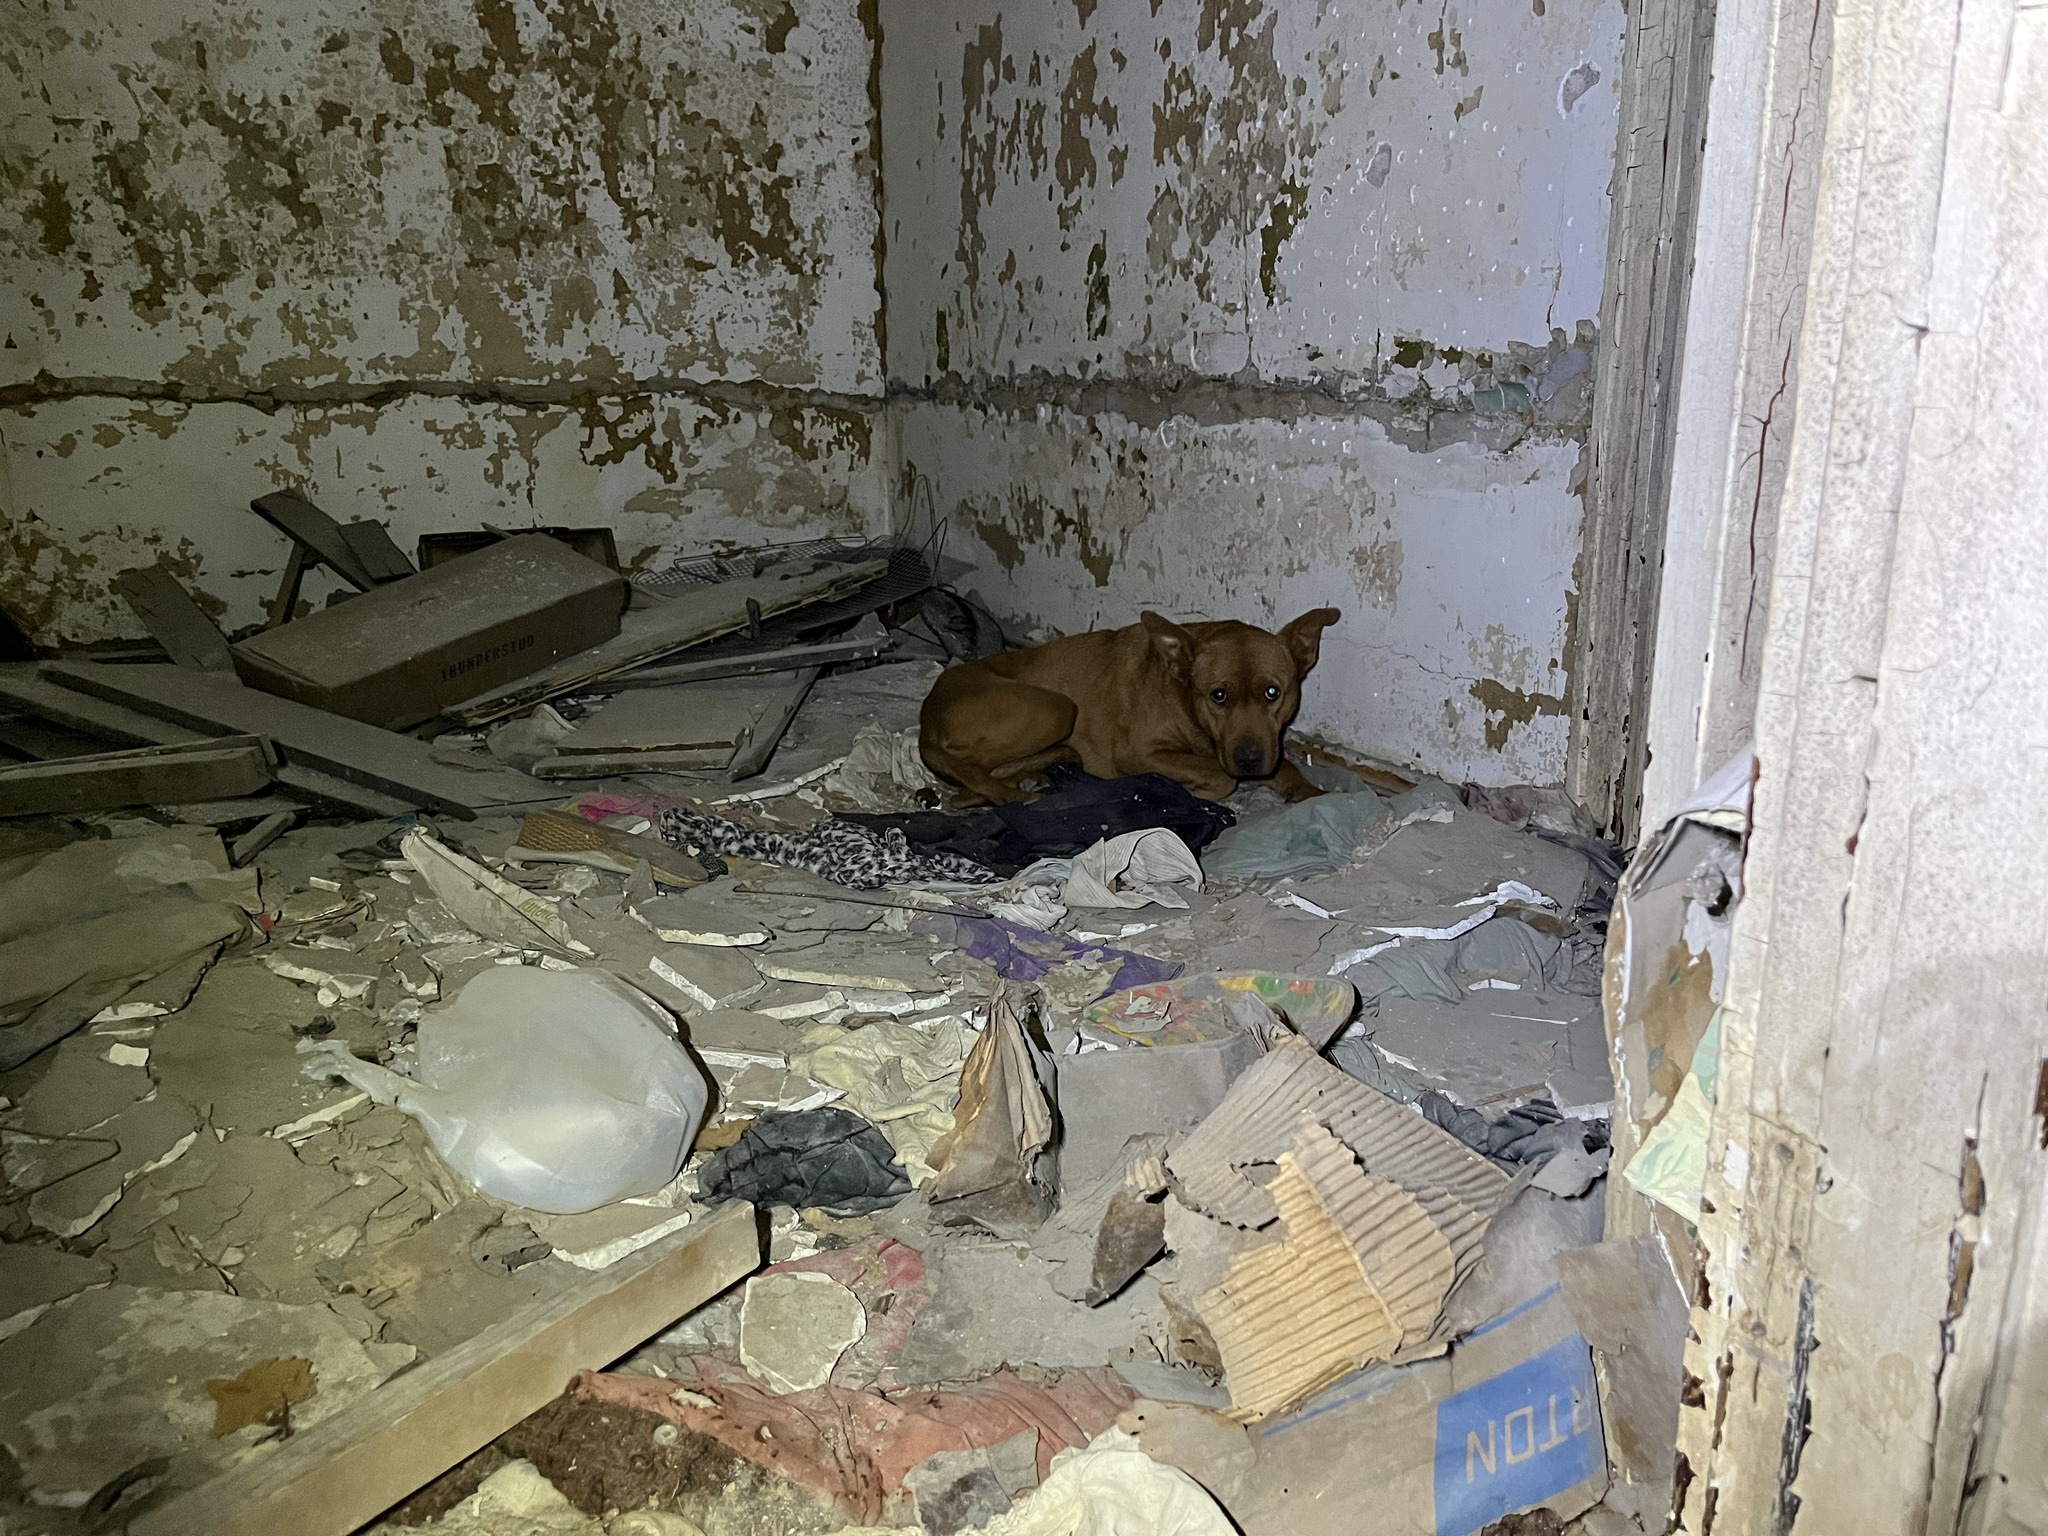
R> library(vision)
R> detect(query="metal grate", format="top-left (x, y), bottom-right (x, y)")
top-left (630, 543), bottom-right (936, 649)
top-left (632, 537), bottom-right (882, 596)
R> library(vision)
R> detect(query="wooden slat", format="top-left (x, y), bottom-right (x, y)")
top-left (134, 1204), bottom-right (761, 1536)
top-left (250, 490), bottom-right (380, 591)
top-left (446, 557), bottom-right (887, 726)
top-left (0, 666), bottom-right (413, 820)
top-left (36, 663), bottom-right (544, 819)
top-left (603, 614), bottom-right (890, 692)
top-left (131, 1200), bottom-right (759, 1536)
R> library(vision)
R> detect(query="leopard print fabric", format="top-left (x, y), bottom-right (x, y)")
top-left (659, 806), bottom-right (997, 890)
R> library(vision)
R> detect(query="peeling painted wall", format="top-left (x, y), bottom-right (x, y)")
top-left (0, 0), bottom-right (886, 638)
top-left (882, 0), bottom-right (1624, 784)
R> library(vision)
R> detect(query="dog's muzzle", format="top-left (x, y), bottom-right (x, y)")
top-left (1230, 741), bottom-right (1274, 778)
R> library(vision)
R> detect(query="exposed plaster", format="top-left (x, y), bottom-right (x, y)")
top-left (0, 0), bottom-right (889, 642)
top-left (881, 0), bottom-right (1623, 784)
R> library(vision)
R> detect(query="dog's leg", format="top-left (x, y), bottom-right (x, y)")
top-left (1137, 749), bottom-right (1242, 802)
top-left (921, 674), bottom-right (1080, 806)
top-left (1270, 757), bottom-right (1326, 803)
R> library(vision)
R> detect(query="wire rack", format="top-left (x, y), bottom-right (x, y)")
top-left (629, 540), bottom-right (936, 645)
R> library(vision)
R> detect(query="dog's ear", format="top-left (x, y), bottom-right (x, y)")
top-left (1139, 610), bottom-right (1195, 681)
top-left (1280, 607), bottom-right (1341, 676)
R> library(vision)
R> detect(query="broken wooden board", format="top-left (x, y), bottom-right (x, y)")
top-left (113, 565), bottom-right (234, 673)
top-left (0, 736), bottom-right (276, 818)
top-left (0, 666), bottom-right (413, 821)
top-left (129, 1200), bottom-right (760, 1536)
top-left (38, 663), bottom-right (547, 819)
top-left (446, 555), bottom-right (887, 726)
top-left (603, 614), bottom-right (890, 692)
top-left (152, 795), bottom-right (307, 828)
top-left (727, 666), bottom-right (821, 781)
top-left (530, 749), bottom-right (732, 779)
top-left (229, 810), bottom-right (297, 867)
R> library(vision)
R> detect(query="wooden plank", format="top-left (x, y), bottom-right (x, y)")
top-left (36, 663), bottom-right (544, 819)
top-left (0, 666), bottom-right (413, 820)
top-left (727, 665), bottom-right (820, 781)
top-left (0, 737), bottom-right (275, 818)
top-left (446, 556), bottom-right (887, 726)
top-left (131, 1201), bottom-right (760, 1536)
top-left (603, 614), bottom-right (890, 692)
top-left (113, 564), bottom-right (235, 673)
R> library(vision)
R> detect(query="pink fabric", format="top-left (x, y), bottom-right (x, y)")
top-left (571, 794), bottom-right (665, 822)
top-left (574, 1365), bottom-right (1136, 1523)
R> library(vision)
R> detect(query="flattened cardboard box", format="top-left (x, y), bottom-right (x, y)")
top-left (1230, 1287), bottom-right (1607, 1536)
top-left (232, 535), bottom-right (627, 729)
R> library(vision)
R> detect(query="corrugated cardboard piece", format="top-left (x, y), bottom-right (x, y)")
top-left (1167, 1036), bottom-right (1508, 1230)
top-left (232, 534), bottom-right (626, 730)
top-left (1164, 1038), bottom-right (1511, 1421)
top-left (1201, 1119), bottom-right (1457, 1419)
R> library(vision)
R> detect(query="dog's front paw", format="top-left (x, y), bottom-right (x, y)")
top-left (1273, 758), bottom-right (1326, 802)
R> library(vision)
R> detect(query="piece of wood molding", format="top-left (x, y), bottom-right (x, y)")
top-left (0, 736), bottom-right (275, 818)
top-left (130, 1200), bottom-right (760, 1536)
top-left (250, 490), bottom-right (382, 593)
top-left (113, 565), bottom-right (235, 673)
top-left (1567, 0), bottom-right (1717, 842)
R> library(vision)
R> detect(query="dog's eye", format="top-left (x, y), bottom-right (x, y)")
top-left (1209, 688), bottom-right (1228, 705)
top-left (1264, 685), bottom-right (1282, 701)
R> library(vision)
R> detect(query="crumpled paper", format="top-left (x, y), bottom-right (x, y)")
top-left (1064, 830), bottom-right (1202, 910)
top-left (793, 1015), bottom-right (976, 1185)
top-left (979, 1428), bottom-right (1234, 1536)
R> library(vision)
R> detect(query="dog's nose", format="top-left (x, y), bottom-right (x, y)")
top-left (1230, 742), bottom-right (1270, 777)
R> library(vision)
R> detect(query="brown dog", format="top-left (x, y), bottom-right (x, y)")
top-left (919, 608), bottom-right (1341, 805)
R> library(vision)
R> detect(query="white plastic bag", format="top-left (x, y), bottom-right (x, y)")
top-left (302, 966), bottom-right (707, 1213)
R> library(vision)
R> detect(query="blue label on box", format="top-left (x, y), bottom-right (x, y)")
top-left (1433, 1332), bottom-right (1603, 1536)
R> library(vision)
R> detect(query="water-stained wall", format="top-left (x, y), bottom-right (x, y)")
top-left (0, 0), bottom-right (887, 640)
top-left (882, 0), bottom-right (1623, 784)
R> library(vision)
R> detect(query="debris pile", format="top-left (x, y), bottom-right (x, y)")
top-left (0, 518), bottom-right (1685, 1536)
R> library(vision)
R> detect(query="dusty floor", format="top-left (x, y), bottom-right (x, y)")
top-left (1, 654), bottom-right (1631, 1535)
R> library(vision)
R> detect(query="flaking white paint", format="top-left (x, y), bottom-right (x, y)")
top-left (901, 402), bottom-right (1579, 785)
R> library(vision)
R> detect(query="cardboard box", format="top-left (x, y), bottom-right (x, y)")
top-left (232, 535), bottom-right (627, 729)
top-left (1143, 1287), bottom-right (1607, 1536)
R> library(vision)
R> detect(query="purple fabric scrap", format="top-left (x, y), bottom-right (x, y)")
top-left (913, 913), bottom-right (1181, 999)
